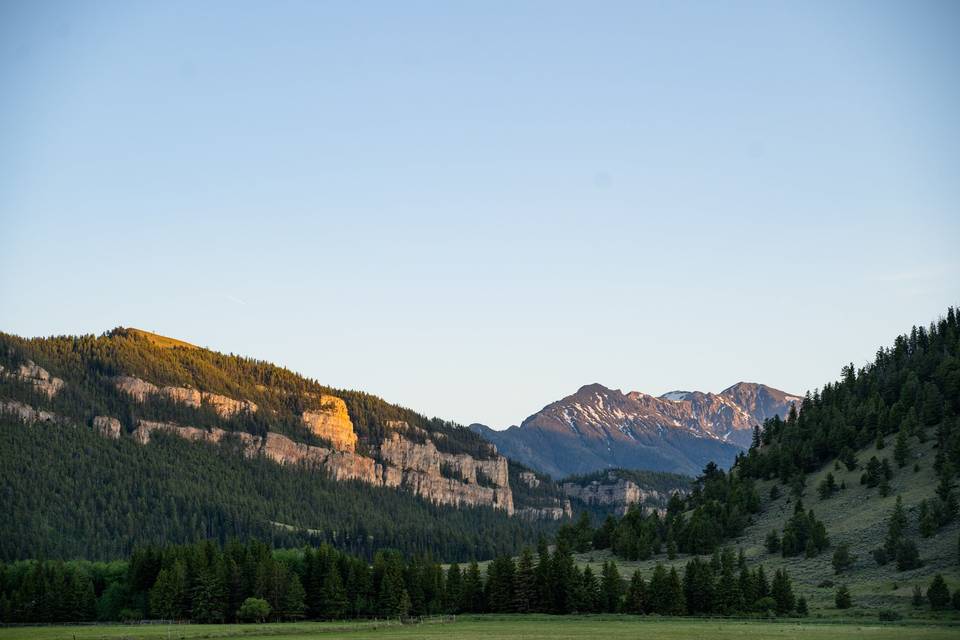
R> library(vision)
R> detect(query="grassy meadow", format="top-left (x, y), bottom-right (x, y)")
top-left (2, 615), bottom-right (959, 640)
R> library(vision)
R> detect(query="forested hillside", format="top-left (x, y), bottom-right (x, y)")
top-left (543, 307), bottom-right (960, 615)
top-left (0, 420), bottom-right (552, 562)
top-left (0, 328), bottom-right (494, 456)
top-left (0, 328), bottom-right (569, 561)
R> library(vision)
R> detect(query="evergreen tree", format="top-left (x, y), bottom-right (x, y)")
top-left (460, 561), bottom-right (484, 614)
top-left (894, 427), bottom-right (911, 468)
top-left (320, 568), bottom-right (348, 619)
top-left (832, 543), bottom-right (856, 574)
top-left (513, 549), bottom-right (535, 613)
top-left (835, 584), bottom-right (852, 609)
top-left (771, 569), bottom-right (794, 615)
top-left (444, 564), bottom-right (462, 614)
top-left (927, 574), bottom-right (951, 610)
top-left (599, 561), bottom-right (622, 613)
top-left (624, 569), bottom-right (647, 614)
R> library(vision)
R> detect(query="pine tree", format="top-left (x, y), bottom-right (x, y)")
top-left (282, 574), bottom-right (306, 620)
top-left (647, 564), bottom-right (670, 614)
top-left (485, 556), bottom-right (515, 613)
top-left (771, 569), bottom-right (794, 615)
top-left (796, 595), bottom-right (808, 616)
top-left (884, 496), bottom-right (908, 557)
top-left (444, 564), bottom-right (462, 613)
top-left (927, 574), bottom-right (951, 610)
top-left (832, 543), bottom-right (856, 573)
top-left (320, 568), bottom-right (348, 619)
top-left (460, 561), bottom-right (484, 613)
top-left (666, 567), bottom-right (685, 615)
top-left (513, 548), bottom-right (535, 613)
top-left (894, 427), bottom-right (911, 468)
top-left (600, 561), bottom-right (622, 613)
top-left (577, 566), bottom-right (598, 613)
top-left (624, 569), bottom-right (646, 614)
top-left (835, 584), bottom-right (852, 609)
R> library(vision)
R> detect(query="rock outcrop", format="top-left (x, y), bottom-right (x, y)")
top-left (0, 400), bottom-right (63, 424)
top-left (562, 471), bottom-right (686, 515)
top-left (2, 361), bottom-right (65, 398)
top-left (93, 416), bottom-right (122, 439)
top-left (517, 500), bottom-right (573, 520)
top-left (301, 396), bottom-right (357, 452)
top-left (113, 376), bottom-right (258, 418)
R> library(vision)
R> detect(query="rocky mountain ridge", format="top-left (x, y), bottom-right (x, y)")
top-left (472, 381), bottom-right (801, 478)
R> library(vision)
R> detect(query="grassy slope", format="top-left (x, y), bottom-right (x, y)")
top-left (570, 437), bottom-right (960, 617)
top-left (1, 616), bottom-right (958, 640)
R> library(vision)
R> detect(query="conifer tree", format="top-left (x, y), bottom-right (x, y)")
top-left (600, 561), bottom-right (622, 613)
top-left (894, 427), bottom-right (911, 468)
top-left (771, 569), bottom-right (794, 615)
top-left (624, 569), bottom-right (647, 614)
top-left (444, 564), bottom-right (462, 613)
top-left (513, 548), bottom-right (535, 613)
top-left (927, 574), bottom-right (951, 610)
top-left (835, 584), bottom-right (852, 609)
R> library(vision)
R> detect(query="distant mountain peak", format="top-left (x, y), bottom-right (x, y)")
top-left (477, 380), bottom-right (802, 478)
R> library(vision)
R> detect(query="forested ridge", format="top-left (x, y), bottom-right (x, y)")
top-left (0, 327), bottom-right (496, 458)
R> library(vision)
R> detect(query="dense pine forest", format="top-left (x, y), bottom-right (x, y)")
top-left (0, 420), bottom-right (553, 562)
top-left (0, 537), bottom-right (802, 623)
top-left (4, 535), bottom-right (956, 624)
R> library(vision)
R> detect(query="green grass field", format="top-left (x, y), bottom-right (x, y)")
top-left (1, 615), bottom-right (959, 640)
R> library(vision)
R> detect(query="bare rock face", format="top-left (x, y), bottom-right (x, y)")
top-left (119, 416), bottom-right (514, 514)
top-left (2, 361), bottom-right (65, 398)
top-left (0, 400), bottom-right (62, 424)
top-left (562, 474), bottom-right (679, 515)
top-left (563, 477), bottom-right (642, 507)
top-left (132, 420), bottom-right (260, 448)
top-left (93, 416), bottom-right (122, 439)
top-left (301, 396), bottom-right (357, 452)
top-left (518, 500), bottom-right (573, 520)
top-left (205, 394), bottom-right (258, 418)
top-left (114, 376), bottom-right (159, 402)
top-left (378, 432), bottom-right (513, 513)
top-left (113, 376), bottom-right (258, 418)
top-left (519, 471), bottom-right (540, 488)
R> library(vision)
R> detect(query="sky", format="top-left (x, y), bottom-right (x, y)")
top-left (1, 1), bottom-right (958, 428)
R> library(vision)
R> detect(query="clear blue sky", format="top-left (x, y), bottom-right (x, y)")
top-left (1, 1), bottom-right (958, 428)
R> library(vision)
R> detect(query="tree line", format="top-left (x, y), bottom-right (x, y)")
top-left (1, 537), bottom-right (808, 623)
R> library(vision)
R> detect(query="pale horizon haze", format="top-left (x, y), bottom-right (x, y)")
top-left (1, 1), bottom-right (958, 427)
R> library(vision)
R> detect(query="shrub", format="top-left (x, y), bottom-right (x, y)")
top-left (878, 609), bottom-right (902, 621)
top-left (238, 597), bottom-right (271, 623)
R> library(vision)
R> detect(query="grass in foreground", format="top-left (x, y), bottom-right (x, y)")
top-left (2, 615), bottom-right (959, 640)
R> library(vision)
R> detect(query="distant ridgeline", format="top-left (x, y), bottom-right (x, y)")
top-left (0, 327), bottom-right (574, 560)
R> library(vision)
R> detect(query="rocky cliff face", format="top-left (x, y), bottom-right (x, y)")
top-left (1, 361), bottom-right (65, 398)
top-left (114, 376), bottom-right (258, 418)
top-left (1, 400), bottom-right (64, 424)
top-left (472, 381), bottom-right (799, 478)
top-left (301, 396), bottom-right (358, 452)
top-left (115, 414), bottom-right (515, 514)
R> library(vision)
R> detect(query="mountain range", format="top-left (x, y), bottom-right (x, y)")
top-left (471, 382), bottom-right (802, 478)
